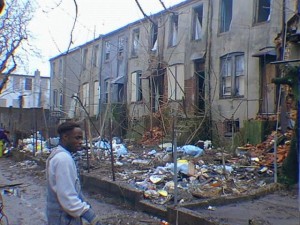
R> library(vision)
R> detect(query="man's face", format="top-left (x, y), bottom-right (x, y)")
top-left (63, 127), bottom-right (83, 153)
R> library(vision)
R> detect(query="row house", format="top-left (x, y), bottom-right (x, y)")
top-left (49, 0), bottom-right (300, 143)
top-left (0, 69), bottom-right (50, 109)
top-left (50, 46), bottom-right (82, 118)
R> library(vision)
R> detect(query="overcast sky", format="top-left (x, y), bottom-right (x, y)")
top-left (22, 0), bottom-right (185, 76)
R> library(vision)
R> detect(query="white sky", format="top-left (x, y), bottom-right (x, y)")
top-left (22, 0), bottom-right (185, 76)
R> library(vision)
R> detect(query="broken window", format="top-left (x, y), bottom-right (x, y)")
top-left (93, 45), bottom-right (99, 67)
top-left (192, 5), bottom-right (203, 40)
top-left (82, 82), bottom-right (89, 107)
top-left (131, 71), bottom-right (143, 102)
top-left (25, 78), bottom-right (32, 91)
top-left (131, 29), bottom-right (139, 57)
top-left (224, 119), bottom-right (240, 137)
top-left (255, 0), bottom-right (271, 23)
top-left (220, 53), bottom-right (244, 98)
top-left (118, 36), bottom-right (125, 58)
top-left (167, 64), bottom-right (184, 100)
top-left (82, 49), bottom-right (88, 70)
top-left (220, 0), bottom-right (232, 33)
top-left (105, 41), bottom-right (111, 61)
top-left (150, 23), bottom-right (158, 51)
top-left (169, 14), bottom-right (179, 47)
top-left (93, 81), bottom-right (99, 115)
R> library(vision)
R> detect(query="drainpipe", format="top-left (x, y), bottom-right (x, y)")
top-left (206, 0), bottom-right (213, 139)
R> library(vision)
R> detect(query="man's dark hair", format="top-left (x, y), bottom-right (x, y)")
top-left (57, 121), bottom-right (80, 137)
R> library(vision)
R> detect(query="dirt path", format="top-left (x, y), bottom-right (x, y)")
top-left (0, 157), bottom-right (162, 225)
top-left (194, 189), bottom-right (300, 225)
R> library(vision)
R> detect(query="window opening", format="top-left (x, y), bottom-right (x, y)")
top-left (220, 0), bottom-right (232, 33)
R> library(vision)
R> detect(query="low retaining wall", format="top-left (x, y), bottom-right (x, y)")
top-left (11, 151), bottom-right (284, 225)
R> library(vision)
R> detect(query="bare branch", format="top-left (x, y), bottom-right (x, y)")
top-left (134, 0), bottom-right (156, 25)
top-left (66, 0), bottom-right (78, 53)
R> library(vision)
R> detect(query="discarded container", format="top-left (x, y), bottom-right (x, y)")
top-left (0, 140), bottom-right (3, 157)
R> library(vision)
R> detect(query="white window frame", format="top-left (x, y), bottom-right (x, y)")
top-left (167, 64), bottom-right (184, 100)
top-left (131, 71), bottom-right (143, 102)
top-left (93, 81), bottom-right (99, 115)
top-left (82, 83), bottom-right (89, 107)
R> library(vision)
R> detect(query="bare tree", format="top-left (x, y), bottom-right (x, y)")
top-left (0, 0), bottom-right (34, 93)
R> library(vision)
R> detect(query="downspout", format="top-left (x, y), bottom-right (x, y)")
top-left (206, 0), bottom-right (213, 140)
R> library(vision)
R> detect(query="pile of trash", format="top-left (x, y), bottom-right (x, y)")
top-left (15, 129), bottom-right (293, 206)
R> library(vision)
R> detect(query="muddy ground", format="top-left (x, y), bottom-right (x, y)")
top-left (0, 157), bottom-right (163, 225)
top-left (3, 142), bottom-right (300, 225)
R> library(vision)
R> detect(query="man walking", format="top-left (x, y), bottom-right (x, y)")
top-left (46, 121), bottom-right (102, 225)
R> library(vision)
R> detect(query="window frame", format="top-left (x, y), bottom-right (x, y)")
top-left (220, 52), bottom-right (245, 98)
top-left (93, 45), bottom-right (99, 67)
top-left (254, 0), bottom-right (271, 24)
top-left (131, 29), bottom-right (140, 57)
top-left (150, 23), bottom-right (158, 51)
top-left (25, 78), bottom-right (32, 91)
top-left (169, 13), bottom-right (179, 47)
top-left (219, 0), bottom-right (233, 33)
top-left (82, 48), bottom-right (88, 70)
top-left (192, 5), bottom-right (203, 41)
top-left (131, 71), bottom-right (143, 102)
top-left (105, 41), bottom-right (111, 61)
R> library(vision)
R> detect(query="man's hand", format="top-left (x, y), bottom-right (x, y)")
top-left (90, 215), bottom-right (102, 225)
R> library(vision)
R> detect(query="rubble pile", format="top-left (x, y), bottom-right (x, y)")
top-left (14, 128), bottom-right (294, 206)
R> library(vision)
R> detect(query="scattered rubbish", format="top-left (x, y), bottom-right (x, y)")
top-left (147, 149), bottom-right (157, 155)
top-left (208, 205), bottom-right (216, 211)
top-left (179, 145), bottom-right (204, 157)
top-left (149, 175), bottom-right (165, 184)
top-left (158, 190), bottom-right (168, 197)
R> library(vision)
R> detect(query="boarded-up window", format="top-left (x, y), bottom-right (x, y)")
top-left (93, 81), bottom-right (99, 115)
top-left (82, 83), bottom-right (89, 107)
top-left (167, 64), bottom-right (184, 100)
top-left (131, 71), bottom-right (142, 102)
